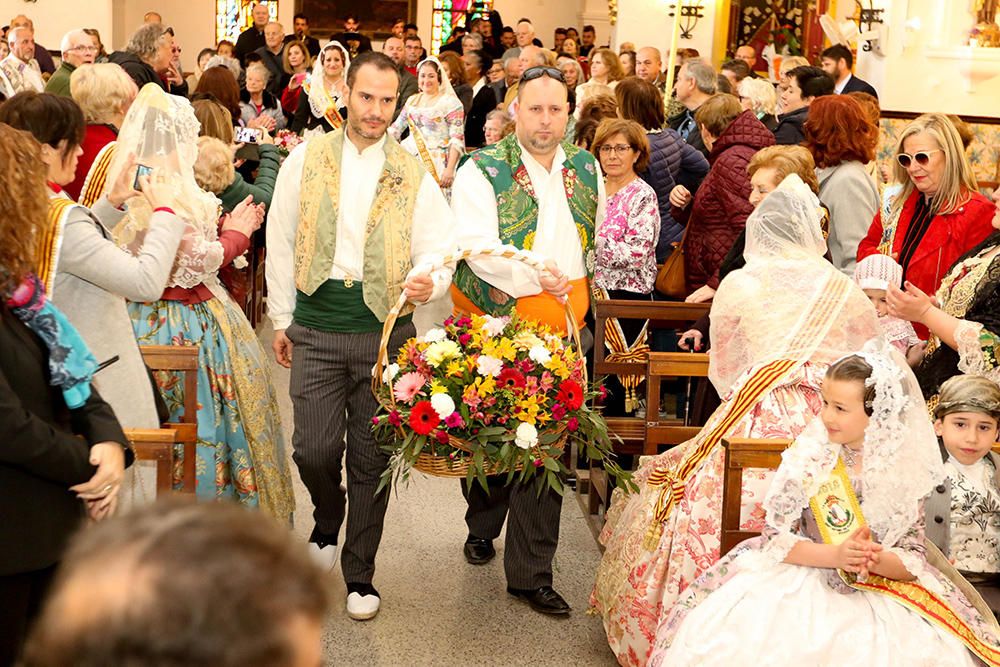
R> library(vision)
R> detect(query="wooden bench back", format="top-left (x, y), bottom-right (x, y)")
top-left (644, 352), bottom-right (710, 455)
top-left (720, 437), bottom-right (791, 556)
top-left (139, 345), bottom-right (200, 494)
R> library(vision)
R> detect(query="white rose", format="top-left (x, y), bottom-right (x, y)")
top-left (528, 345), bottom-right (551, 364)
top-left (430, 393), bottom-right (456, 419)
top-left (514, 422), bottom-right (538, 449)
top-left (381, 362), bottom-right (400, 383)
top-left (476, 355), bottom-right (504, 377)
top-left (422, 328), bottom-right (447, 343)
top-left (480, 315), bottom-right (507, 337)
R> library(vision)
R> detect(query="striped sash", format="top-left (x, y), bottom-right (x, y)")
top-left (79, 142), bottom-right (116, 208)
top-left (594, 286), bottom-right (649, 412)
top-left (38, 198), bottom-right (76, 296)
top-left (642, 274), bottom-right (853, 548)
top-left (407, 117), bottom-right (440, 184)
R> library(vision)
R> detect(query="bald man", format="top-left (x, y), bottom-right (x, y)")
top-left (635, 46), bottom-right (666, 91)
top-left (735, 44), bottom-right (759, 78)
top-left (503, 44), bottom-right (547, 108)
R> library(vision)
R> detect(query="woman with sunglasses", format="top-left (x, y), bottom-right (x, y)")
top-left (858, 113), bottom-right (993, 339)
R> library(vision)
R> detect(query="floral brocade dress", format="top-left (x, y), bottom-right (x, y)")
top-left (389, 92), bottom-right (465, 196)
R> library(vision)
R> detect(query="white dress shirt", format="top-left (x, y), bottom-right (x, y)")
top-left (450, 139), bottom-right (606, 297)
top-left (266, 134), bottom-right (456, 330)
top-left (834, 73), bottom-right (852, 95)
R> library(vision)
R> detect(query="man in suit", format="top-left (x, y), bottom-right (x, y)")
top-left (234, 2), bottom-right (269, 66)
top-left (254, 21), bottom-right (288, 97)
top-left (821, 44), bottom-right (878, 98)
top-left (283, 13), bottom-right (320, 58)
top-left (463, 49), bottom-right (498, 148)
top-left (735, 44), bottom-right (760, 78)
top-left (381, 36), bottom-right (417, 118)
top-left (635, 46), bottom-right (667, 92)
top-left (668, 59), bottom-right (717, 158)
top-left (330, 15), bottom-right (372, 60)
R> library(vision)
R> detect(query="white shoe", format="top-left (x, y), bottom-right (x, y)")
top-left (346, 592), bottom-right (381, 620)
top-left (307, 542), bottom-right (337, 571)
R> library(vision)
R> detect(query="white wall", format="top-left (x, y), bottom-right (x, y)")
top-left (0, 0), bottom-right (115, 52)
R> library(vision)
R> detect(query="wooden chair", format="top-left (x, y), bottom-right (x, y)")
top-left (125, 428), bottom-right (180, 494)
top-left (138, 345), bottom-right (200, 494)
top-left (643, 351), bottom-right (710, 455)
top-left (720, 437), bottom-right (791, 556)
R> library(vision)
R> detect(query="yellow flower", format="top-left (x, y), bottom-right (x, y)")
top-left (425, 340), bottom-right (461, 367)
top-left (483, 337), bottom-right (517, 361)
top-left (544, 355), bottom-right (570, 380)
top-left (476, 375), bottom-right (496, 395)
top-left (446, 360), bottom-right (464, 377)
top-left (429, 380), bottom-right (448, 395)
top-left (512, 330), bottom-right (544, 351)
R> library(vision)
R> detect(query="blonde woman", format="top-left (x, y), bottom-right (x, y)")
top-left (194, 134), bottom-right (279, 212)
top-left (738, 76), bottom-right (777, 131)
top-left (65, 63), bottom-right (138, 203)
top-left (279, 39), bottom-right (312, 117)
top-left (291, 41), bottom-right (349, 136)
top-left (574, 47), bottom-right (624, 119)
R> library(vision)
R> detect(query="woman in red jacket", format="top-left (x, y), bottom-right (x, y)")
top-left (669, 94), bottom-right (775, 302)
top-left (857, 113), bottom-right (993, 338)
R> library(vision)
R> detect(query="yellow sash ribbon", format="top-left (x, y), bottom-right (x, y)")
top-left (79, 142), bottom-right (116, 208)
top-left (810, 463), bottom-right (1000, 665)
top-left (38, 198), bottom-right (75, 296)
top-left (593, 286), bottom-right (649, 413)
top-left (407, 116), bottom-right (440, 184)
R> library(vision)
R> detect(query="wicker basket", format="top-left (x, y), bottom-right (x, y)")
top-left (372, 247), bottom-right (582, 478)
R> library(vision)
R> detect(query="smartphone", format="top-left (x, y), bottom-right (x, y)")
top-left (235, 126), bottom-right (263, 144)
top-left (133, 164), bottom-right (153, 190)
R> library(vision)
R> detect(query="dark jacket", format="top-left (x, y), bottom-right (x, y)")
top-left (329, 32), bottom-right (372, 58)
top-left (454, 82), bottom-right (474, 115)
top-left (235, 26), bottom-right (266, 65)
top-left (667, 106), bottom-right (709, 158)
top-left (0, 306), bottom-right (131, 575)
top-left (107, 50), bottom-right (188, 97)
top-left (465, 82), bottom-right (498, 148)
top-left (639, 128), bottom-right (710, 259)
top-left (254, 45), bottom-right (290, 97)
top-left (772, 106), bottom-right (809, 145)
top-left (396, 65), bottom-right (419, 120)
top-left (291, 88), bottom-right (345, 135)
top-left (841, 74), bottom-right (878, 99)
top-left (674, 110), bottom-right (775, 293)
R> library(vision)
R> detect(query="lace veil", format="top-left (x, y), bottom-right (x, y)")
top-left (414, 56), bottom-right (460, 107)
top-left (747, 339), bottom-right (945, 573)
top-left (110, 83), bottom-right (223, 289)
top-left (708, 175), bottom-right (881, 395)
top-left (308, 41), bottom-right (350, 120)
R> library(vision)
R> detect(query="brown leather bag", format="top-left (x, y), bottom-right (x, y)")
top-left (655, 227), bottom-right (688, 299)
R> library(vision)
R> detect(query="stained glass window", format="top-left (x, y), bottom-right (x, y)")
top-left (216, 0), bottom-right (278, 45)
top-left (431, 0), bottom-right (493, 55)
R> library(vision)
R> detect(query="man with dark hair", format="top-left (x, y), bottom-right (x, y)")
top-left (267, 50), bottom-right (455, 621)
top-left (438, 25), bottom-right (467, 55)
top-left (821, 43), bottom-right (878, 98)
top-left (331, 14), bottom-right (372, 59)
top-left (463, 49), bottom-right (497, 147)
top-left (735, 44), bottom-right (759, 77)
top-left (283, 13), bottom-right (320, 58)
top-left (720, 58), bottom-right (750, 89)
top-left (21, 501), bottom-right (329, 667)
top-left (580, 24), bottom-right (596, 57)
top-left (499, 26), bottom-right (515, 50)
top-left (403, 34), bottom-right (423, 76)
top-left (774, 65), bottom-right (835, 144)
top-left (451, 65), bottom-right (604, 616)
top-left (403, 22), bottom-right (419, 37)
top-left (553, 27), bottom-right (567, 52)
top-left (381, 36), bottom-right (417, 116)
top-left (234, 2), bottom-right (269, 66)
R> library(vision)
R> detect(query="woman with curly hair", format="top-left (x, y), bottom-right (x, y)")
top-left (0, 121), bottom-right (131, 666)
top-left (803, 94), bottom-right (880, 274)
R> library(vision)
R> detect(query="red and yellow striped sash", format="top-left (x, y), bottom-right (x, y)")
top-left (642, 275), bottom-right (852, 548)
top-left (407, 116), bottom-right (440, 184)
top-left (79, 142), bottom-right (116, 208)
top-left (37, 198), bottom-right (75, 295)
top-left (594, 286), bottom-right (649, 413)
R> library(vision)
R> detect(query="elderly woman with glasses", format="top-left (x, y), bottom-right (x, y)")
top-left (858, 113), bottom-right (994, 339)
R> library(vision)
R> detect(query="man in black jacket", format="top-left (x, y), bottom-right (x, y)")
top-left (283, 13), bottom-right (320, 58)
top-left (821, 43), bottom-right (878, 98)
top-left (108, 23), bottom-right (187, 96)
top-left (234, 2), bottom-right (269, 66)
top-left (463, 50), bottom-right (498, 148)
top-left (330, 15), bottom-right (372, 59)
top-left (254, 21), bottom-right (288, 97)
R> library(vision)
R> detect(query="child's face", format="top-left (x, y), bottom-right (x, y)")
top-left (821, 379), bottom-right (870, 450)
top-left (935, 412), bottom-right (999, 466)
top-left (863, 288), bottom-right (889, 317)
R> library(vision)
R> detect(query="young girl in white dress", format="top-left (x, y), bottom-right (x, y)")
top-left (652, 344), bottom-right (1000, 666)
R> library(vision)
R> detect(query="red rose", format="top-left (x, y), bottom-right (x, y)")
top-left (567, 417), bottom-right (579, 432)
top-left (557, 380), bottom-right (584, 410)
top-left (435, 429), bottom-right (450, 444)
top-left (533, 458), bottom-right (544, 468)
top-left (459, 333), bottom-right (473, 345)
top-left (388, 410), bottom-right (402, 427)
top-left (551, 403), bottom-right (567, 421)
top-left (410, 401), bottom-right (441, 435)
top-left (371, 416), bottom-right (381, 426)
top-left (498, 368), bottom-right (526, 390)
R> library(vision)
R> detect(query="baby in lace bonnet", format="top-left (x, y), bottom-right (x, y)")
top-left (853, 254), bottom-right (923, 366)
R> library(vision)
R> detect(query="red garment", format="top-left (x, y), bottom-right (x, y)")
top-left (857, 188), bottom-right (994, 338)
top-left (280, 85), bottom-right (302, 117)
top-left (159, 230), bottom-right (251, 305)
top-left (65, 124), bottom-right (117, 202)
top-left (674, 110), bottom-right (775, 292)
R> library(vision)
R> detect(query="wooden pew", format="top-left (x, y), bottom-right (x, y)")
top-left (125, 428), bottom-right (180, 494)
top-left (643, 352), bottom-right (710, 455)
top-left (720, 437), bottom-right (791, 556)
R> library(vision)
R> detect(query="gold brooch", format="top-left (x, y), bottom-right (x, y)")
top-left (344, 277), bottom-right (354, 288)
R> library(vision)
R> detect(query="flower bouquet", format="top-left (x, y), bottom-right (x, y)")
top-left (371, 248), bottom-right (630, 495)
top-left (274, 129), bottom-right (304, 157)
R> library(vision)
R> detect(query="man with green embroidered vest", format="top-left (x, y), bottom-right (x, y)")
top-left (450, 65), bottom-right (606, 615)
top-left (266, 51), bottom-right (455, 622)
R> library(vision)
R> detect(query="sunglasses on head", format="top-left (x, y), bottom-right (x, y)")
top-left (520, 66), bottom-right (566, 85)
top-left (896, 149), bottom-right (942, 168)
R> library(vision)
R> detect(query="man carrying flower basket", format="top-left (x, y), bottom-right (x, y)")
top-left (266, 52), bottom-right (455, 621)
top-left (447, 65), bottom-right (607, 615)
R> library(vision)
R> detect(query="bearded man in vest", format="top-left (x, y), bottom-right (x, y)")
top-left (266, 51), bottom-right (455, 621)
top-left (450, 65), bottom-right (606, 615)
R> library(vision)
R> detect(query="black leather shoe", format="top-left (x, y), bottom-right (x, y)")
top-left (507, 586), bottom-right (571, 615)
top-left (463, 536), bottom-right (496, 564)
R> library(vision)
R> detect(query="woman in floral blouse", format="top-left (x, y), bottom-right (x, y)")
top-left (592, 118), bottom-right (660, 415)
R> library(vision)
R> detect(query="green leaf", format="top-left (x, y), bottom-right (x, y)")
top-left (543, 457), bottom-right (559, 472)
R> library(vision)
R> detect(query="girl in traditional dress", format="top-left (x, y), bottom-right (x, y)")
top-left (111, 83), bottom-right (294, 520)
top-left (389, 57), bottom-right (465, 191)
top-left (290, 41), bottom-right (349, 137)
top-left (652, 346), bottom-right (1000, 666)
top-left (591, 178), bottom-right (882, 666)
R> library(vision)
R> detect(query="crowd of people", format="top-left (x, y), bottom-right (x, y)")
top-left (2, 3), bottom-right (1000, 666)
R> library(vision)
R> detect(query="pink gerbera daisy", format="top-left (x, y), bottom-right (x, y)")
top-left (393, 372), bottom-right (426, 402)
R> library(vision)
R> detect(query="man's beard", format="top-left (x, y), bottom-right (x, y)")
top-left (524, 131), bottom-right (562, 153)
top-left (349, 115), bottom-right (388, 140)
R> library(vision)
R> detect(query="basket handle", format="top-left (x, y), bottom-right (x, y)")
top-left (372, 245), bottom-right (583, 404)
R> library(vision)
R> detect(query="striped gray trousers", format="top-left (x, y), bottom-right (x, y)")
top-left (287, 321), bottom-right (415, 585)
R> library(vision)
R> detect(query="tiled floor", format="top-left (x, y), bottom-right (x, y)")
top-left (261, 311), bottom-right (619, 666)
